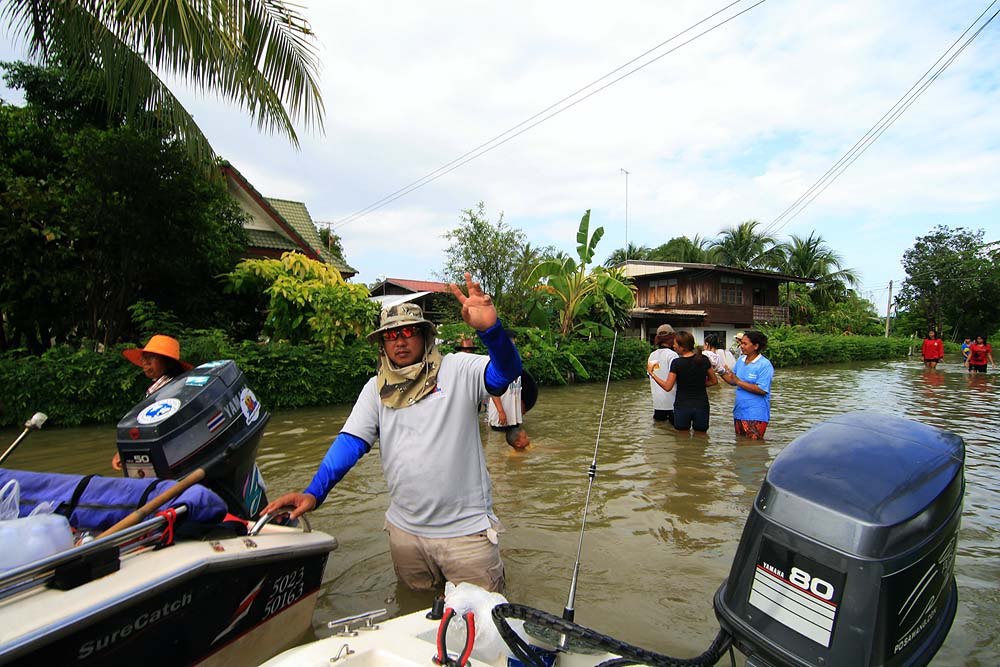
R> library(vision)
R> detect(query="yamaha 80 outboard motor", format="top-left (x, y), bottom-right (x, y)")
top-left (492, 411), bottom-right (962, 667)
top-left (116, 360), bottom-right (270, 519)
top-left (714, 412), bottom-right (963, 666)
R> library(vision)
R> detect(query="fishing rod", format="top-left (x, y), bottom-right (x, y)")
top-left (561, 330), bottom-right (618, 627)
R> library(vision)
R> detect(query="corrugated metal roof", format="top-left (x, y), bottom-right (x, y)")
top-left (619, 260), bottom-right (809, 283)
top-left (372, 278), bottom-right (451, 293)
top-left (632, 307), bottom-right (707, 318)
top-left (370, 292), bottom-right (433, 308)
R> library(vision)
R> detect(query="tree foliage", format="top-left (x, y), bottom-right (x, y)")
top-left (318, 226), bottom-right (348, 264)
top-left (0, 62), bottom-right (249, 352)
top-left (896, 225), bottom-right (1000, 338)
top-left (1, 0), bottom-right (325, 168)
top-left (225, 252), bottom-right (378, 348)
top-left (774, 232), bottom-right (859, 309)
top-left (440, 202), bottom-right (527, 319)
top-left (650, 235), bottom-right (714, 263)
top-left (710, 220), bottom-right (782, 270)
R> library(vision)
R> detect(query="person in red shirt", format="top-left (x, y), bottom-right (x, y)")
top-left (967, 335), bottom-right (996, 373)
top-left (921, 329), bottom-right (944, 369)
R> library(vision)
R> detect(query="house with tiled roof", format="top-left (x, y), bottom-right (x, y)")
top-left (369, 278), bottom-right (456, 322)
top-left (221, 162), bottom-right (357, 278)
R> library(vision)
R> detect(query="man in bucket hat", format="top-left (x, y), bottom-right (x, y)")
top-left (262, 273), bottom-right (521, 592)
top-left (647, 324), bottom-right (677, 422)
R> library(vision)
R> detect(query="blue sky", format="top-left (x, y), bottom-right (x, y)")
top-left (2, 1), bottom-right (999, 310)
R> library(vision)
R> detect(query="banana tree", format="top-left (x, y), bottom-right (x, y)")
top-left (527, 210), bottom-right (635, 337)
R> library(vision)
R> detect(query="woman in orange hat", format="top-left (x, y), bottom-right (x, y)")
top-left (112, 335), bottom-right (193, 470)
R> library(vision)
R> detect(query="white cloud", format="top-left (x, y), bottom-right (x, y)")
top-left (1, 0), bottom-right (998, 295)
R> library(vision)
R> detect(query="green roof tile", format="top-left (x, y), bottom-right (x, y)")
top-left (265, 197), bottom-right (357, 276)
top-left (245, 229), bottom-right (300, 251)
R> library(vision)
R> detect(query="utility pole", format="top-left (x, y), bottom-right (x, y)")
top-left (620, 168), bottom-right (630, 265)
top-left (884, 280), bottom-right (893, 337)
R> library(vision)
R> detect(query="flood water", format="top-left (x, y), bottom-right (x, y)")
top-left (2, 356), bottom-right (997, 665)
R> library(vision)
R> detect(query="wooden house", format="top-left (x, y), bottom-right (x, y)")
top-left (620, 260), bottom-right (810, 349)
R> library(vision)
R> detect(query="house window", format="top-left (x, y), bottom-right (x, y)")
top-left (704, 329), bottom-right (728, 349)
top-left (720, 276), bottom-right (743, 305)
top-left (648, 279), bottom-right (678, 305)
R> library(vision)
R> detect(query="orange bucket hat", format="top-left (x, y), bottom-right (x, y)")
top-left (122, 335), bottom-right (193, 371)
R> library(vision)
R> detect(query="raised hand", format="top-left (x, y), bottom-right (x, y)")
top-left (449, 272), bottom-right (498, 331)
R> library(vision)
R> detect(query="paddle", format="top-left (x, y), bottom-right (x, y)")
top-left (95, 460), bottom-right (219, 540)
top-left (0, 412), bottom-right (48, 466)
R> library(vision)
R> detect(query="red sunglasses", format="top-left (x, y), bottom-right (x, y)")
top-left (382, 326), bottom-right (420, 341)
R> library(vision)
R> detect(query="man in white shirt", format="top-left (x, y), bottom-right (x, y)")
top-left (647, 324), bottom-right (678, 422)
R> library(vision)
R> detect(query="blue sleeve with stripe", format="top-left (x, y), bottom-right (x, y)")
top-left (304, 432), bottom-right (371, 506)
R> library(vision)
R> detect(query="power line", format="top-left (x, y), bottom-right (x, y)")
top-left (761, 0), bottom-right (1000, 238)
top-left (332, 0), bottom-right (767, 230)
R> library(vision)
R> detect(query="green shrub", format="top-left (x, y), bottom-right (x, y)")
top-left (762, 326), bottom-right (911, 367)
top-left (0, 339), bottom-right (376, 428)
top-left (0, 325), bottom-right (911, 428)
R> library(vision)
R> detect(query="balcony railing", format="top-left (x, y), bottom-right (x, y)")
top-left (753, 305), bottom-right (789, 325)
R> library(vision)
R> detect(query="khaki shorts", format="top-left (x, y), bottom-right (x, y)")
top-left (386, 521), bottom-right (505, 593)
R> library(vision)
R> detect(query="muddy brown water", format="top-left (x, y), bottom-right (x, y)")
top-left (3, 356), bottom-right (997, 665)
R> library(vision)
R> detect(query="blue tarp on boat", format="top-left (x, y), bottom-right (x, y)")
top-left (0, 468), bottom-right (228, 529)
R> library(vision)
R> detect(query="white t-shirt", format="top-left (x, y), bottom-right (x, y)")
top-left (648, 347), bottom-right (678, 411)
top-left (341, 352), bottom-right (497, 538)
top-left (704, 350), bottom-right (727, 375)
top-left (487, 376), bottom-right (523, 427)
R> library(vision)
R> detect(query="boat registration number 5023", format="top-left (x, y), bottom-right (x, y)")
top-left (264, 567), bottom-right (306, 617)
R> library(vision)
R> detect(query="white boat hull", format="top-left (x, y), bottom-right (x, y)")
top-left (261, 607), bottom-right (615, 667)
top-left (0, 525), bottom-right (337, 667)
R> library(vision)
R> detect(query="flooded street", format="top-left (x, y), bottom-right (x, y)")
top-left (3, 356), bottom-right (997, 665)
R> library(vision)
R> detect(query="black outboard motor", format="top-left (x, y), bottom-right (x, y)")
top-left (714, 412), bottom-right (963, 666)
top-left (116, 360), bottom-right (270, 519)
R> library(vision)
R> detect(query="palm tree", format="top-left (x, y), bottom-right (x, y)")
top-left (603, 243), bottom-right (652, 267)
top-left (2, 1), bottom-right (324, 166)
top-left (710, 220), bottom-right (782, 270)
top-left (649, 235), bottom-right (715, 263)
top-left (776, 232), bottom-right (859, 308)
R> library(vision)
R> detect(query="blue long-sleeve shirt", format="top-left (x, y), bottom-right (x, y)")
top-left (304, 320), bottom-right (521, 505)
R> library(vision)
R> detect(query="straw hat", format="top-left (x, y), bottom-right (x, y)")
top-left (122, 335), bottom-right (193, 371)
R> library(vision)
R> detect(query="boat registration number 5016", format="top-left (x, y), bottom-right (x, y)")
top-left (264, 567), bottom-right (306, 617)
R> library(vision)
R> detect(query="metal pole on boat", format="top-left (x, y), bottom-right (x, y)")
top-left (562, 331), bottom-right (618, 626)
top-left (0, 412), bottom-right (47, 466)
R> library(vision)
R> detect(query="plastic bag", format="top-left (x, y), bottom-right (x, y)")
top-left (0, 479), bottom-right (19, 520)
top-left (28, 501), bottom-right (59, 516)
top-left (443, 581), bottom-right (530, 661)
top-left (0, 513), bottom-right (75, 572)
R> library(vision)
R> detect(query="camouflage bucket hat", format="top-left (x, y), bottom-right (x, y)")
top-left (367, 302), bottom-right (437, 343)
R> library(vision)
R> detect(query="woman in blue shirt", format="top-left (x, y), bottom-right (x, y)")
top-left (718, 330), bottom-right (774, 440)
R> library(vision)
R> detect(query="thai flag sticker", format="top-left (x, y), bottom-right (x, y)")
top-left (207, 411), bottom-right (225, 433)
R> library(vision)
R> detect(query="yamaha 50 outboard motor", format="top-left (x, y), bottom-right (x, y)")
top-left (714, 412), bottom-right (963, 666)
top-left (116, 360), bottom-right (270, 519)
